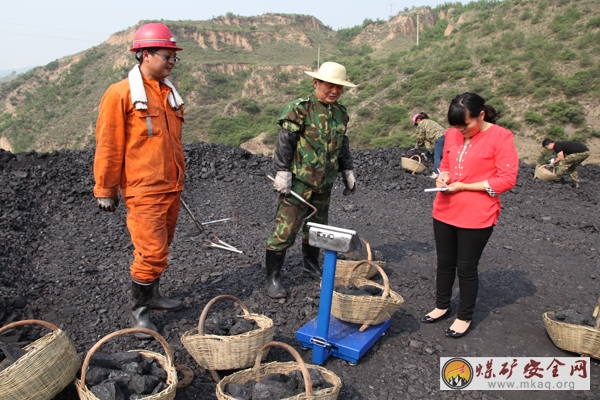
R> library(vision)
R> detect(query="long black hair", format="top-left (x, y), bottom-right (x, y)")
top-left (447, 92), bottom-right (500, 126)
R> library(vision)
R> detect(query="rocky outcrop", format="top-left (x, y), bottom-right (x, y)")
top-left (351, 8), bottom-right (437, 49)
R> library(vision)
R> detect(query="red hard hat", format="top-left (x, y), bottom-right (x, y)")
top-left (130, 23), bottom-right (183, 52)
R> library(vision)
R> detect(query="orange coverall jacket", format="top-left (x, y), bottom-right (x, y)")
top-left (93, 76), bottom-right (185, 199)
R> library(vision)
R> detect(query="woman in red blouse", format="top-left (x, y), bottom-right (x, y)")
top-left (420, 93), bottom-right (519, 338)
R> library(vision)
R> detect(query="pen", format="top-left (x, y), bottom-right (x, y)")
top-left (438, 169), bottom-right (448, 187)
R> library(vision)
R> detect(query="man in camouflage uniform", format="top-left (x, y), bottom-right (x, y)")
top-left (265, 62), bottom-right (358, 298)
top-left (542, 138), bottom-right (590, 189)
top-left (412, 112), bottom-right (446, 178)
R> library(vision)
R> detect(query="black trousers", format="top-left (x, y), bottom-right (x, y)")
top-left (433, 218), bottom-right (494, 321)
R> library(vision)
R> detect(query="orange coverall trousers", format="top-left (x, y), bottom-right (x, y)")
top-left (124, 191), bottom-right (181, 283)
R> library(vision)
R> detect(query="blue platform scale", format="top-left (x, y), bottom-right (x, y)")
top-left (295, 223), bottom-right (390, 365)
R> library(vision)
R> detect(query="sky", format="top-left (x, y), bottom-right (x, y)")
top-left (2, 0), bottom-right (455, 73)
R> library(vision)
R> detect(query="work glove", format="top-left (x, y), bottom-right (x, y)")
top-left (549, 158), bottom-right (555, 165)
top-left (97, 197), bottom-right (119, 212)
top-left (273, 171), bottom-right (292, 196)
top-left (341, 170), bottom-right (357, 196)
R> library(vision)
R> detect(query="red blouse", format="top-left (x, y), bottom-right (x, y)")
top-left (432, 125), bottom-right (519, 228)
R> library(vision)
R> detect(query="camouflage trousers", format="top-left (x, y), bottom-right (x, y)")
top-left (266, 180), bottom-right (331, 251)
top-left (554, 151), bottom-right (589, 183)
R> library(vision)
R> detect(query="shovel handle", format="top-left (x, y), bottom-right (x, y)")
top-left (180, 198), bottom-right (204, 233)
top-left (267, 175), bottom-right (317, 220)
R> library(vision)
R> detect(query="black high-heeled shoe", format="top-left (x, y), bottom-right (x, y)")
top-left (420, 308), bottom-right (451, 324)
top-left (445, 320), bottom-right (471, 338)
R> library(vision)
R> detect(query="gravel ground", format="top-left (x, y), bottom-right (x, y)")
top-left (0, 143), bottom-right (599, 400)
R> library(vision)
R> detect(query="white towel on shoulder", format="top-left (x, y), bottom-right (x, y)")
top-left (128, 65), bottom-right (184, 110)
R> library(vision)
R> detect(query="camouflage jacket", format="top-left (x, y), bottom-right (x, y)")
top-left (415, 119), bottom-right (446, 152)
top-left (277, 92), bottom-right (350, 193)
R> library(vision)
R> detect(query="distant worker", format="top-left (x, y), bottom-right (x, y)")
top-left (93, 23), bottom-right (186, 339)
top-left (265, 62), bottom-right (358, 299)
top-left (541, 138), bottom-right (589, 189)
top-left (412, 112), bottom-right (446, 178)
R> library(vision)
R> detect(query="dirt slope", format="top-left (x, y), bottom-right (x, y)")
top-left (0, 144), bottom-right (599, 399)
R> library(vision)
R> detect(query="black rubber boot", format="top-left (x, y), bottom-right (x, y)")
top-left (131, 280), bottom-right (158, 340)
top-left (265, 249), bottom-right (287, 299)
top-left (148, 278), bottom-right (183, 311)
top-left (302, 243), bottom-right (322, 280)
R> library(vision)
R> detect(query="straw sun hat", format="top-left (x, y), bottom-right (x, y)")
top-left (304, 62), bottom-right (357, 87)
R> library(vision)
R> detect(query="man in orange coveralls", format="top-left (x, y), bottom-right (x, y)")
top-left (93, 23), bottom-right (186, 339)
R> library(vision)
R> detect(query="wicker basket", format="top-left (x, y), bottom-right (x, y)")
top-left (216, 341), bottom-right (341, 400)
top-left (401, 154), bottom-right (426, 174)
top-left (0, 319), bottom-right (80, 400)
top-left (542, 297), bottom-right (600, 360)
top-left (534, 164), bottom-right (557, 181)
top-left (335, 260), bottom-right (386, 287)
top-left (332, 261), bottom-right (404, 332)
top-left (334, 239), bottom-right (386, 286)
top-left (181, 295), bottom-right (274, 381)
top-left (75, 328), bottom-right (178, 400)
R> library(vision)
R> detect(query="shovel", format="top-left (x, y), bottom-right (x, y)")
top-left (181, 198), bottom-right (239, 234)
top-left (180, 198), bottom-right (204, 234)
top-left (267, 175), bottom-right (317, 222)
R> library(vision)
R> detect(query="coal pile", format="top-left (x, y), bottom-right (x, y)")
top-left (203, 315), bottom-right (260, 336)
top-left (85, 351), bottom-right (170, 399)
top-left (224, 369), bottom-right (332, 399)
top-left (549, 309), bottom-right (598, 327)
top-left (0, 341), bottom-right (28, 372)
top-left (334, 284), bottom-right (383, 297)
top-left (1, 143), bottom-right (600, 399)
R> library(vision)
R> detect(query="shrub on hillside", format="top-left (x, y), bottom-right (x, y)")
top-left (497, 72), bottom-right (529, 97)
top-left (587, 16), bottom-right (600, 29)
top-left (544, 101), bottom-right (585, 126)
top-left (45, 61), bottom-right (59, 71)
top-left (356, 108), bottom-right (373, 118)
top-left (497, 118), bottom-right (521, 132)
top-left (532, 87), bottom-right (552, 101)
top-left (537, 148), bottom-right (554, 165)
top-left (524, 111), bottom-right (544, 126)
top-left (439, 60), bottom-right (472, 73)
top-left (377, 75), bottom-right (397, 91)
top-left (549, 7), bottom-right (580, 34)
top-left (370, 132), bottom-right (413, 148)
top-left (386, 88), bottom-right (402, 100)
top-left (562, 70), bottom-right (594, 97)
top-left (545, 124), bottom-right (566, 140)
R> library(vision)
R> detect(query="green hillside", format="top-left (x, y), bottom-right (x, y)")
top-left (1, 0), bottom-right (599, 164)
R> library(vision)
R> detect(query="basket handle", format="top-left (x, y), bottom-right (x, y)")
top-left (252, 342), bottom-right (313, 397)
top-left (361, 238), bottom-right (373, 260)
top-left (347, 260), bottom-right (390, 299)
top-left (79, 328), bottom-right (174, 385)
top-left (0, 319), bottom-right (60, 335)
top-left (409, 154), bottom-right (422, 163)
top-left (409, 154), bottom-right (422, 175)
top-left (198, 295), bottom-right (251, 335)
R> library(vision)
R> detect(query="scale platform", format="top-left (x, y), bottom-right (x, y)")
top-left (295, 223), bottom-right (390, 365)
top-left (296, 315), bottom-right (390, 364)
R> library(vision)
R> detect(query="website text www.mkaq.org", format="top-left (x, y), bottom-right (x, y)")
top-left (487, 380), bottom-right (576, 390)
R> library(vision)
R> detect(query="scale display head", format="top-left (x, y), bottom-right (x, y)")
top-left (307, 222), bottom-right (361, 253)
